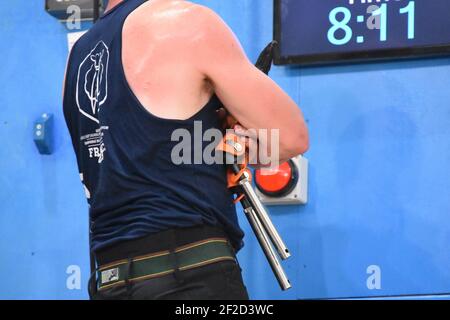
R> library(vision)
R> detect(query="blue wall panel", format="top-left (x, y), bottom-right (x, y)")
top-left (0, 0), bottom-right (449, 300)
top-left (0, 1), bottom-right (91, 299)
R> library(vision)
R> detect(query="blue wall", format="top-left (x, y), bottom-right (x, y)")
top-left (0, 0), bottom-right (449, 299)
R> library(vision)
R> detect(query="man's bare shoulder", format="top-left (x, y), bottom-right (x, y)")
top-left (125, 0), bottom-right (227, 45)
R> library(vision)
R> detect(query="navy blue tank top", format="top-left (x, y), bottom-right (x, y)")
top-left (63, 0), bottom-right (244, 252)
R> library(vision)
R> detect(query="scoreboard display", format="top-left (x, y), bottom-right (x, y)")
top-left (274, 0), bottom-right (450, 65)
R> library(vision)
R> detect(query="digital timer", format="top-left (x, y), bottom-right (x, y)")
top-left (327, 2), bottom-right (415, 45)
top-left (274, 0), bottom-right (450, 66)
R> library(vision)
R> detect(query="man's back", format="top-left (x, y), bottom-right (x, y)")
top-left (122, 0), bottom-right (215, 121)
top-left (63, 0), bottom-right (244, 254)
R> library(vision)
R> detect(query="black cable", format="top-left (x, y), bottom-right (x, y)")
top-left (93, 0), bottom-right (100, 22)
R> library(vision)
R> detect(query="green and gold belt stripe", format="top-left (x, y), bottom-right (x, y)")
top-left (97, 238), bottom-right (236, 291)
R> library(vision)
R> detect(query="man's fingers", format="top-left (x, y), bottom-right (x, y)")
top-left (217, 108), bottom-right (239, 130)
top-left (234, 125), bottom-right (257, 139)
top-left (216, 107), bottom-right (227, 119)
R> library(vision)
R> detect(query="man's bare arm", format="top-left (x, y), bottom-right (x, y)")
top-left (190, 5), bottom-right (309, 161)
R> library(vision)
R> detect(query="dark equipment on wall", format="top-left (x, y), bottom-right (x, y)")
top-left (93, 0), bottom-right (100, 22)
top-left (45, 0), bottom-right (104, 21)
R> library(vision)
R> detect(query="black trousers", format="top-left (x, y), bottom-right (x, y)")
top-left (90, 225), bottom-right (249, 300)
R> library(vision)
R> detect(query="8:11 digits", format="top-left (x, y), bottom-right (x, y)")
top-left (328, 1), bottom-right (415, 46)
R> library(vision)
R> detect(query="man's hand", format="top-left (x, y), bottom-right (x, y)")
top-left (217, 108), bottom-right (259, 166)
top-left (233, 124), bottom-right (262, 168)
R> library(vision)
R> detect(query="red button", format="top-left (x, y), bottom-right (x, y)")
top-left (255, 162), bottom-right (293, 193)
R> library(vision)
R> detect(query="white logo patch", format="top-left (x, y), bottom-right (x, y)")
top-left (101, 268), bottom-right (120, 285)
top-left (76, 41), bottom-right (110, 124)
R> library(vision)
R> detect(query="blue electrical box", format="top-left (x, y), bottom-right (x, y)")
top-left (33, 113), bottom-right (54, 155)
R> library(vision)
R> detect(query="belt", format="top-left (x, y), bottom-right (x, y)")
top-left (97, 237), bottom-right (236, 291)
